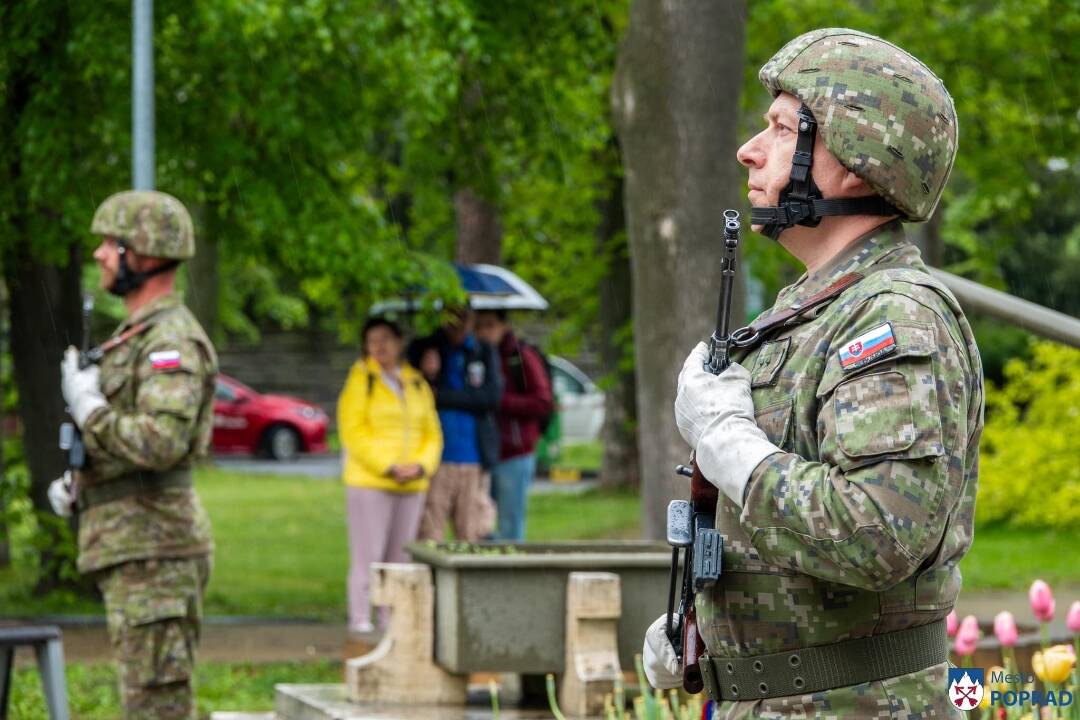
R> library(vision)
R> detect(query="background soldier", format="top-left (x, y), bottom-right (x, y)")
top-left (48, 191), bottom-right (217, 719)
top-left (644, 29), bottom-right (984, 717)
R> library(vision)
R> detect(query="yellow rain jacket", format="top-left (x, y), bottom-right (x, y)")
top-left (337, 357), bottom-right (443, 493)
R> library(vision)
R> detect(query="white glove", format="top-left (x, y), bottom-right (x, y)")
top-left (48, 471), bottom-right (75, 518)
top-left (643, 614), bottom-right (683, 689)
top-left (61, 347), bottom-right (106, 427)
top-left (674, 342), bottom-right (782, 507)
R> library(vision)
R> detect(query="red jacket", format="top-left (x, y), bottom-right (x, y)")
top-left (495, 332), bottom-right (554, 460)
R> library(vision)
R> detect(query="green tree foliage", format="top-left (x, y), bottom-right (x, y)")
top-left (976, 342), bottom-right (1080, 528)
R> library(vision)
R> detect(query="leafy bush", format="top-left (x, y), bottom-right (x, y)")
top-left (976, 342), bottom-right (1080, 528)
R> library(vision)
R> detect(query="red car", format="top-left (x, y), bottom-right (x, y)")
top-left (212, 374), bottom-right (329, 460)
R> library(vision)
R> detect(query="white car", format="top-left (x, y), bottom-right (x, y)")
top-left (549, 356), bottom-right (605, 444)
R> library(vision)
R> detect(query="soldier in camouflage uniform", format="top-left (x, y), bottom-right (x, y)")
top-left (48, 190), bottom-right (217, 720)
top-left (643, 29), bottom-right (983, 718)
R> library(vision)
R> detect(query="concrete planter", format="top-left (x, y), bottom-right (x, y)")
top-left (406, 541), bottom-right (673, 674)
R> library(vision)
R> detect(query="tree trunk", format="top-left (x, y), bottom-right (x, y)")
top-left (612, 0), bottom-right (748, 539)
top-left (454, 187), bottom-right (502, 264)
top-left (5, 240), bottom-right (83, 591)
top-left (596, 158), bottom-right (639, 489)
top-left (186, 204), bottom-right (219, 342)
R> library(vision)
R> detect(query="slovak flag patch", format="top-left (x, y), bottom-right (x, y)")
top-left (838, 322), bottom-right (896, 371)
top-left (149, 350), bottom-right (182, 371)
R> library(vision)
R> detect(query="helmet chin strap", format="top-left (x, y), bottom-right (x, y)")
top-left (108, 243), bottom-right (178, 297)
top-left (750, 104), bottom-right (900, 241)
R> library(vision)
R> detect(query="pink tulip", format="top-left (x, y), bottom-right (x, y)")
top-left (958, 614), bottom-right (980, 643)
top-left (1067, 601), bottom-right (1080, 634)
top-left (954, 633), bottom-right (978, 656)
top-left (994, 611), bottom-right (1019, 647)
top-left (946, 611), bottom-right (959, 637)
top-left (1030, 580), bottom-right (1055, 622)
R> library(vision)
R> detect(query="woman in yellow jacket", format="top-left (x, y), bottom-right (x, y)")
top-left (337, 317), bottom-right (442, 634)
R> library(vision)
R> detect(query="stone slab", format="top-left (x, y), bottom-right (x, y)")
top-left (277, 684), bottom-right (555, 720)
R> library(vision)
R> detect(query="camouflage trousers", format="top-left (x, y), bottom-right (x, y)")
top-left (97, 556), bottom-right (211, 720)
top-left (710, 662), bottom-right (961, 719)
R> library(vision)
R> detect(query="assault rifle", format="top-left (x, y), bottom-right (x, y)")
top-left (665, 209), bottom-right (740, 693)
top-left (59, 296), bottom-right (96, 474)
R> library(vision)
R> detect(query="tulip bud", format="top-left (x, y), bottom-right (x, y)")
top-left (1067, 600), bottom-right (1080, 634)
top-left (993, 611), bottom-right (1019, 647)
top-left (1029, 580), bottom-right (1055, 623)
top-left (954, 633), bottom-right (978, 657)
top-left (1032, 645), bottom-right (1075, 684)
top-left (946, 610), bottom-right (959, 637)
top-left (958, 614), bottom-right (980, 643)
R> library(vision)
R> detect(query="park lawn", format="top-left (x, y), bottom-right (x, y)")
top-left (8, 659), bottom-right (341, 719)
top-left (1, 465), bottom-right (1076, 619)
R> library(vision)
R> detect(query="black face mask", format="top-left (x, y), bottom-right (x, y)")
top-left (107, 244), bottom-right (178, 297)
top-left (749, 103), bottom-right (900, 242)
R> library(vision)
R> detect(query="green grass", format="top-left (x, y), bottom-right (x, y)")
top-left (553, 440), bottom-right (603, 473)
top-left (2, 465), bottom-right (1077, 619)
top-left (8, 659), bottom-right (341, 719)
top-left (958, 525), bottom-right (1080, 590)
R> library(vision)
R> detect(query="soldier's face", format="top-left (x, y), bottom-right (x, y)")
top-left (92, 236), bottom-right (122, 290)
top-left (737, 92), bottom-right (849, 232)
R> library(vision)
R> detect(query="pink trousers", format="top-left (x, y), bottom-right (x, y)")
top-left (346, 486), bottom-right (426, 630)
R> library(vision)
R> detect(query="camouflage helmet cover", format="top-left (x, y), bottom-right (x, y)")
top-left (90, 190), bottom-right (195, 260)
top-left (759, 28), bottom-right (958, 222)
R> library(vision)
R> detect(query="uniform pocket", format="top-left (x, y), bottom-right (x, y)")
top-left (754, 398), bottom-right (793, 448)
top-left (750, 338), bottom-right (791, 388)
top-left (832, 364), bottom-right (944, 467)
top-left (124, 598), bottom-right (194, 687)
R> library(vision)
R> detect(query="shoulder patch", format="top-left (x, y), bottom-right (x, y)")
top-left (148, 349), bottom-right (182, 371)
top-left (838, 322), bottom-right (896, 372)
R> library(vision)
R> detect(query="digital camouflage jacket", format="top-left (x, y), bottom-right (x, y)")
top-left (78, 293), bottom-right (217, 573)
top-left (700, 221), bottom-right (983, 718)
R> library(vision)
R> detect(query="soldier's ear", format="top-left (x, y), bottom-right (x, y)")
top-left (839, 169), bottom-right (873, 197)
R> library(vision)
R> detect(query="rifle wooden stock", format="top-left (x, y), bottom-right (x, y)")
top-left (682, 605), bottom-right (705, 693)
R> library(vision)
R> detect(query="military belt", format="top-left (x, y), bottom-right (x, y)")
top-left (699, 620), bottom-right (947, 702)
top-left (77, 468), bottom-right (193, 510)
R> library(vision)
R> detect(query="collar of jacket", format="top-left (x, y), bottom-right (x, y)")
top-left (781, 220), bottom-right (915, 304)
top-left (118, 292), bottom-right (183, 333)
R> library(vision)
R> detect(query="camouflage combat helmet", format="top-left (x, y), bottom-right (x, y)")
top-left (91, 190), bottom-right (195, 260)
top-left (759, 28), bottom-right (958, 223)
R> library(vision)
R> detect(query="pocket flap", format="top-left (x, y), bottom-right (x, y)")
top-left (126, 597), bottom-right (188, 626)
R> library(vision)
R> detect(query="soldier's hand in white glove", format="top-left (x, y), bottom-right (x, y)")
top-left (674, 342), bottom-right (782, 507)
top-left (61, 347), bottom-right (106, 427)
top-left (47, 471), bottom-right (75, 518)
top-left (643, 614), bottom-right (683, 689)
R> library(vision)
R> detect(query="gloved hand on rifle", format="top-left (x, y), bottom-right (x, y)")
top-left (643, 614), bottom-right (684, 689)
top-left (674, 342), bottom-right (783, 507)
top-left (48, 470), bottom-right (75, 518)
top-left (61, 346), bottom-right (106, 427)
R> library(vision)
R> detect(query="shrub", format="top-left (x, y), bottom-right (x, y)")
top-left (976, 342), bottom-right (1080, 528)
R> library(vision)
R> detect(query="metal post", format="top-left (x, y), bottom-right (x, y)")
top-left (132, 0), bottom-right (154, 190)
top-left (930, 268), bottom-right (1080, 349)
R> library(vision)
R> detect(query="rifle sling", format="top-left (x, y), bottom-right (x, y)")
top-left (730, 272), bottom-right (863, 349)
top-left (77, 468), bottom-right (193, 510)
top-left (698, 620), bottom-right (947, 701)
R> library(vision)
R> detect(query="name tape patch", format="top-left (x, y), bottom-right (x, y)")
top-left (149, 350), bottom-right (181, 371)
top-left (838, 322), bottom-right (896, 371)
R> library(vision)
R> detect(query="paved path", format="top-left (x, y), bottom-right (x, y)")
top-left (12, 585), bottom-right (1077, 666)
